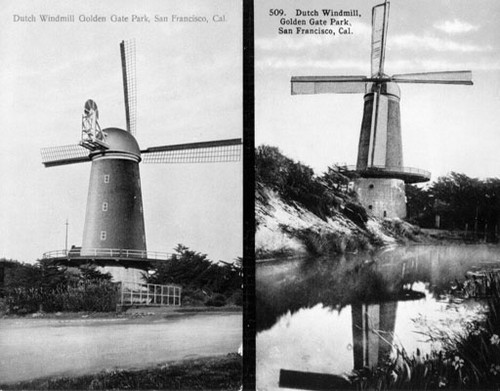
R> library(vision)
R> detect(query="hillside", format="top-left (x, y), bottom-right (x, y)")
top-left (255, 145), bottom-right (425, 260)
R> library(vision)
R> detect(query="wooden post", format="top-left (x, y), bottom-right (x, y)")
top-left (279, 369), bottom-right (354, 390)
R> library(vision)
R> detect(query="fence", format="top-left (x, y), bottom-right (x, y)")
top-left (119, 281), bottom-right (181, 307)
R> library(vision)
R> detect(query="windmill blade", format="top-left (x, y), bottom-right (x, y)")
top-left (368, 87), bottom-right (380, 167)
top-left (371, 1), bottom-right (390, 77)
top-left (291, 76), bottom-right (368, 95)
top-left (41, 144), bottom-right (90, 167)
top-left (391, 71), bottom-right (473, 85)
top-left (141, 138), bottom-right (242, 164)
top-left (120, 40), bottom-right (137, 135)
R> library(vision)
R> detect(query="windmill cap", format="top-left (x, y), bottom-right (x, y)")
top-left (366, 81), bottom-right (401, 98)
top-left (97, 127), bottom-right (141, 157)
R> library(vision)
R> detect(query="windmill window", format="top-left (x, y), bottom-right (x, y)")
top-left (104, 175), bottom-right (110, 183)
top-left (102, 202), bottom-right (108, 212)
top-left (100, 231), bottom-right (107, 241)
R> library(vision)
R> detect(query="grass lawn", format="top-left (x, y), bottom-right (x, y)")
top-left (0, 354), bottom-right (242, 390)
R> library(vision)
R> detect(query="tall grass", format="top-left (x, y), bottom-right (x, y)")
top-left (3, 261), bottom-right (118, 314)
top-left (352, 271), bottom-right (500, 389)
top-left (6, 280), bottom-right (119, 314)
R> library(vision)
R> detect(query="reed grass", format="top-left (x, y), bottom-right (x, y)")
top-left (352, 271), bottom-right (500, 389)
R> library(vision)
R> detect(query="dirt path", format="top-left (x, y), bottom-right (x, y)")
top-left (0, 312), bottom-right (241, 384)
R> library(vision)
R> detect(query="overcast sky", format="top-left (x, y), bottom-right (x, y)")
top-left (0, 0), bottom-right (242, 263)
top-left (255, 0), bottom-right (500, 183)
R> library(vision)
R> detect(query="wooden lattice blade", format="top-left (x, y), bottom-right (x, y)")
top-left (291, 76), bottom-right (368, 95)
top-left (141, 138), bottom-right (242, 163)
top-left (41, 144), bottom-right (90, 167)
top-left (391, 70), bottom-right (473, 85)
top-left (371, 1), bottom-right (390, 77)
top-left (120, 40), bottom-right (137, 135)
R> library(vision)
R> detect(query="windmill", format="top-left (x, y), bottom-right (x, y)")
top-left (40, 40), bottom-right (242, 283)
top-left (291, 1), bottom-right (472, 219)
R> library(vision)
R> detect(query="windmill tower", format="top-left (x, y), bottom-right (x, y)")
top-left (291, 1), bottom-right (472, 219)
top-left (40, 40), bottom-right (242, 283)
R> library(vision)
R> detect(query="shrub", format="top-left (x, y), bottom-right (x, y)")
top-left (146, 245), bottom-right (242, 307)
top-left (4, 261), bottom-right (117, 314)
top-left (205, 293), bottom-right (227, 307)
top-left (256, 145), bottom-right (350, 221)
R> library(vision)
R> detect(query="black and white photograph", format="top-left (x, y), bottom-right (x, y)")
top-left (0, 0), bottom-right (243, 389)
top-left (255, 0), bottom-right (500, 389)
top-left (4, 0), bottom-right (500, 390)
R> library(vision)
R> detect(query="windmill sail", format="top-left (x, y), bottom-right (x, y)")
top-left (368, 87), bottom-right (391, 167)
top-left (392, 71), bottom-right (473, 85)
top-left (120, 40), bottom-right (137, 135)
top-left (141, 138), bottom-right (242, 164)
top-left (291, 76), bottom-right (368, 95)
top-left (41, 144), bottom-right (90, 167)
top-left (371, 1), bottom-right (390, 77)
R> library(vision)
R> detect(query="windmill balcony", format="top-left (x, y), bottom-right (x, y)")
top-left (42, 248), bottom-right (173, 269)
top-left (338, 165), bottom-right (431, 184)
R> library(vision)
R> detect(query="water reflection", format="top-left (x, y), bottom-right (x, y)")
top-left (351, 302), bottom-right (397, 370)
top-left (256, 245), bottom-right (499, 390)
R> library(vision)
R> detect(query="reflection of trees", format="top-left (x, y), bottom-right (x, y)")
top-left (256, 254), bottom-right (421, 332)
top-left (378, 245), bottom-right (500, 300)
top-left (257, 245), bottom-right (500, 333)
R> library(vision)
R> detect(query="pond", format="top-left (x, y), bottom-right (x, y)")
top-left (256, 244), bottom-right (500, 390)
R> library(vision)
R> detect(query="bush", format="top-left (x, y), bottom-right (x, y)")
top-left (205, 293), bottom-right (227, 307)
top-left (4, 261), bottom-right (117, 314)
top-left (146, 245), bottom-right (242, 307)
top-left (256, 145), bottom-right (350, 220)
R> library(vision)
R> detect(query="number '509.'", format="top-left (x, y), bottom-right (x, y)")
top-left (269, 9), bottom-right (284, 16)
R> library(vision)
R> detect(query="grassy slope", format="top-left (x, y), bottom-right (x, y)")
top-left (256, 185), bottom-right (426, 260)
top-left (255, 145), bottom-right (428, 260)
top-left (0, 354), bottom-right (242, 390)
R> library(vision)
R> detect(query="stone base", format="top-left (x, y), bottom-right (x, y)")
top-left (98, 266), bottom-right (145, 284)
top-left (354, 178), bottom-right (406, 219)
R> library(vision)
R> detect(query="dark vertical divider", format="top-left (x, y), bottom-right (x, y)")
top-left (243, 0), bottom-right (256, 389)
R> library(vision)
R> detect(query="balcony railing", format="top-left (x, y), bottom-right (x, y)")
top-left (43, 248), bottom-right (172, 261)
top-left (336, 164), bottom-right (431, 183)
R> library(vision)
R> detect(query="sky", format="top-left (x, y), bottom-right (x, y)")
top-left (255, 0), bottom-right (500, 184)
top-left (0, 0), bottom-right (242, 263)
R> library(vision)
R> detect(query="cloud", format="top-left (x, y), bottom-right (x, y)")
top-left (256, 56), bottom-right (368, 72)
top-left (388, 58), bottom-right (500, 73)
top-left (391, 33), bottom-right (491, 53)
top-left (256, 35), bottom-right (339, 52)
top-left (434, 19), bottom-right (480, 35)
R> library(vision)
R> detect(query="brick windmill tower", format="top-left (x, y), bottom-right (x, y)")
top-left (291, 1), bottom-right (472, 218)
top-left (40, 40), bottom-right (241, 282)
